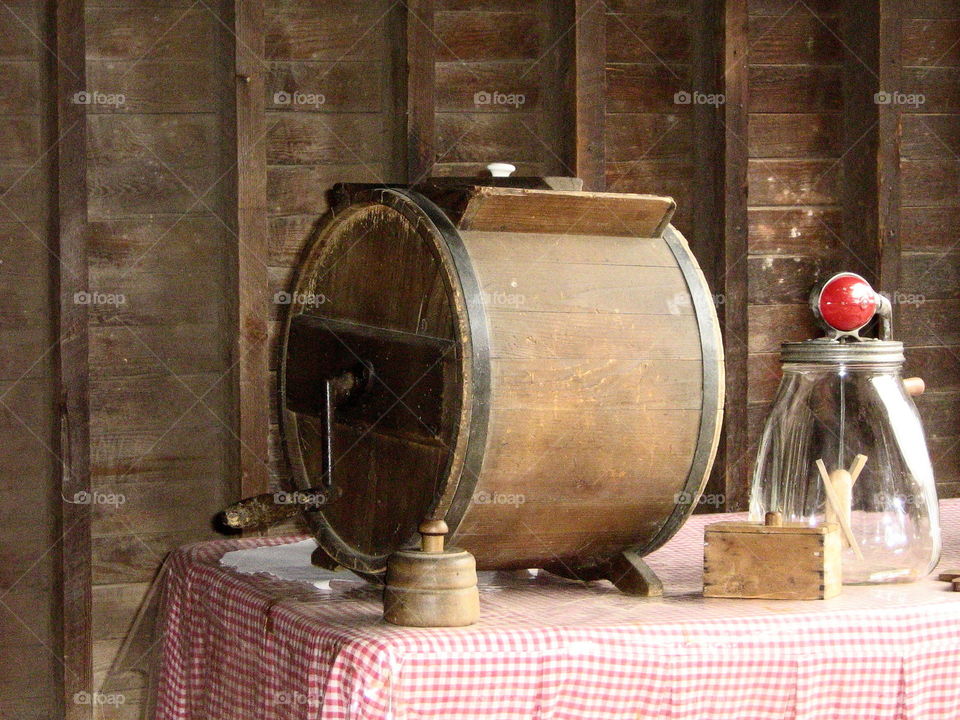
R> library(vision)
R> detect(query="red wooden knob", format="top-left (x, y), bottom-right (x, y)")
top-left (817, 273), bottom-right (878, 332)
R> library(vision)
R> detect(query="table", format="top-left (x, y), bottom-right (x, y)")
top-left (154, 499), bottom-right (960, 720)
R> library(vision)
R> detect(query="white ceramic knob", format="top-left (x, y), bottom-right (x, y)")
top-left (487, 162), bottom-right (516, 178)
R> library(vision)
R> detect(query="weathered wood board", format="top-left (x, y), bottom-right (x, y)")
top-left (704, 520), bottom-right (842, 600)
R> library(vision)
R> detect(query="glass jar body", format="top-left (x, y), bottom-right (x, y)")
top-left (750, 361), bottom-right (940, 584)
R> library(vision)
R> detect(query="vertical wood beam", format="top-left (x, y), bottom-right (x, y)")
top-left (721, 0), bottom-right (751, 511)
top-left (233, 0), bottom-right (270, 497)
top-left (405, 0), bottom-right (436, 182)
top-left (841, 0), bottom-right (881, 282)
top-left (692, 0), bottom-right (726, 275)
top-left (385, 2), bottom-right (410, 183)
top-left (841, 0), bottom-right (902, 309)
top-left (548, 0), bottom-right (606, 187)
top-left (876, 1), bottom-right (903, 311)
top-left (701, 0), bottom-right (750, 510)
top-left (53, 0), bottom-right (92, 715)
top-left (541, 2), bottom-right (572, 177)
top-left (572, 0), bottom-right (606, 188)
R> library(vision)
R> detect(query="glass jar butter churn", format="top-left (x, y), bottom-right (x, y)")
top-left (750, 272), bottom-right (941, 584)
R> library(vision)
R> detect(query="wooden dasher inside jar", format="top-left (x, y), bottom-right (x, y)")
top-left (277, 180), bottom-right (724, 593)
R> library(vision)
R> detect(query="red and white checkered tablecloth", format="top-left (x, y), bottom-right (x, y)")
top-left (154, 499), bottom-right (960, 720)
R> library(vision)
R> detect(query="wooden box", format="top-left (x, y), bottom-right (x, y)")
top-left (703, 514), bottom-right (841, 600)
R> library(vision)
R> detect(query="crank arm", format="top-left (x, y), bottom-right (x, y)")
top-left (219, 486), bottom-right (344, 531)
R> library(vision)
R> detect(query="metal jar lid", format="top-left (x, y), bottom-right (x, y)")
top-left (782, 272), bottom-right (903, 367)
top-left (781, 338), bottom-right (904, 366)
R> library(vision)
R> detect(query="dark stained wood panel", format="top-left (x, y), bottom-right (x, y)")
top-left (435, 112), bottom-right (544, 164)
top-left (907, 0), bottom-right (960, 18)
top-left (747, 352), bottom-right (781, 405)
top-left (718, 0), bottom-right (751, 510)
top-left (903, 19), bottom-right (960, 65)
top-left (605, 0), bottom-right (691, 12)
top-left (268, 214), bottom-right (321, 265)
top-left (907, 346), bottom-right (960, 393)
top-left (748, 159), bottom-right (842, 206)
top-left (749, 12), bottom-right (842, 64)
top-left (267, 113), bottom-right (386, 164)
top-left (0, 61), bottom-right (40, 113)
top-left (87, 160), bottom-right (220, 218)
top-left (901, 207), bottom-right (960, 250)
top-left (0, 1), bottom-right (67, 718)
top-left (606, 64), bottom-right (691, 114)
top-left (748, 207), bottom-right (842, 255)
top-left (901, 251), bottom-right (960, 299)
top-left (0, 117), bottom-right (40, 164)
top-left (85, 6), bottom-right (214, 59)
top-left (434, 10), bottom-right (540, 61)
top-left (87, 114), bottom-right (220, 166)
top-left (901, 158), bottom-right (960, 206)
top-left (748, 0), bottom-right (840, 14)
top-left (902, 114), bottom-right (960, 158)
top-left (748, 66), bottom-right (843, 112)
top-left (405, 0), bottom-right (436, 181)
top-left (91, 531), bottom-right (212, 584)
top-left (747, 304), bottom-right (819, 353)
top-left (233, 0), bottom-right (271, 498)
top-left (84, 60), bottom-right (218, 113)
top-left (82, 0), bottom-right (240, 712)
top-left (902, 67), bottom-right (960, 112)
top-left (0, 164), bottom-right (45, 224)
top-left (54, 0), bottom-right (93, 711)
top-left (559, 0), bottom-right (618, 191)
top-left (748, 255), bottom-right (822, 305)
top-left (267, 62), bottom-right (383, 113)
top-left (899, 0), bottom-right (960, 492)
top-left (265, 0), bottom-right (389, 60)
top-left (605, 12), bottom-right (691, 64)
top-left (435, 62), bottom-right (541, 112)
top-left (607, 115), bottom-right (692, 160)
top-left (749, 113), bottom-right (842, 158)
top-left (900, 300), bottom-right (960, 346)
top-left (267, 163), bottom-right (382, 215)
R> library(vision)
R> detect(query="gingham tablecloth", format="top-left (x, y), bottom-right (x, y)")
top-left (154, 499), bottom-right (960, 720)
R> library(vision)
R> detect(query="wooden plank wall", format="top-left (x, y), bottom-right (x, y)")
top-left (604, 0), bottom-right (696, 232)
top-left (263, 0), bottom-right (400, 488)
top-left (432, 0), bottom-right (549, 178)
top-left (0, 3), bottom-right (65, 717)
top-left (899, 0), bottom-right (960, 497)
top-left (739, 0), bottom-right (960, 501)
top-left (55, 0), bottom-right (93, 715)
top-left (83, 0), bottom-right (237, 713)
top-left (744, 0), bottom-right (843, 473)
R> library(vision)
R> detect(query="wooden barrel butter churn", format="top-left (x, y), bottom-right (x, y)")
top-left (225, 179), bottom-right (724, 597)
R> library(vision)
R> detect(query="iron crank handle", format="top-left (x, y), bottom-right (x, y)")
top-left (320, 365), bottom-right (371, 490)
top-left (321, 378), bottom-right (335, 489)
top-left (218, 367), bottom-right (368, 532)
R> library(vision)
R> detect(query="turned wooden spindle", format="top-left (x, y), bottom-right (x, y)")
top-left (419, 519), bottom-right (448, 553)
